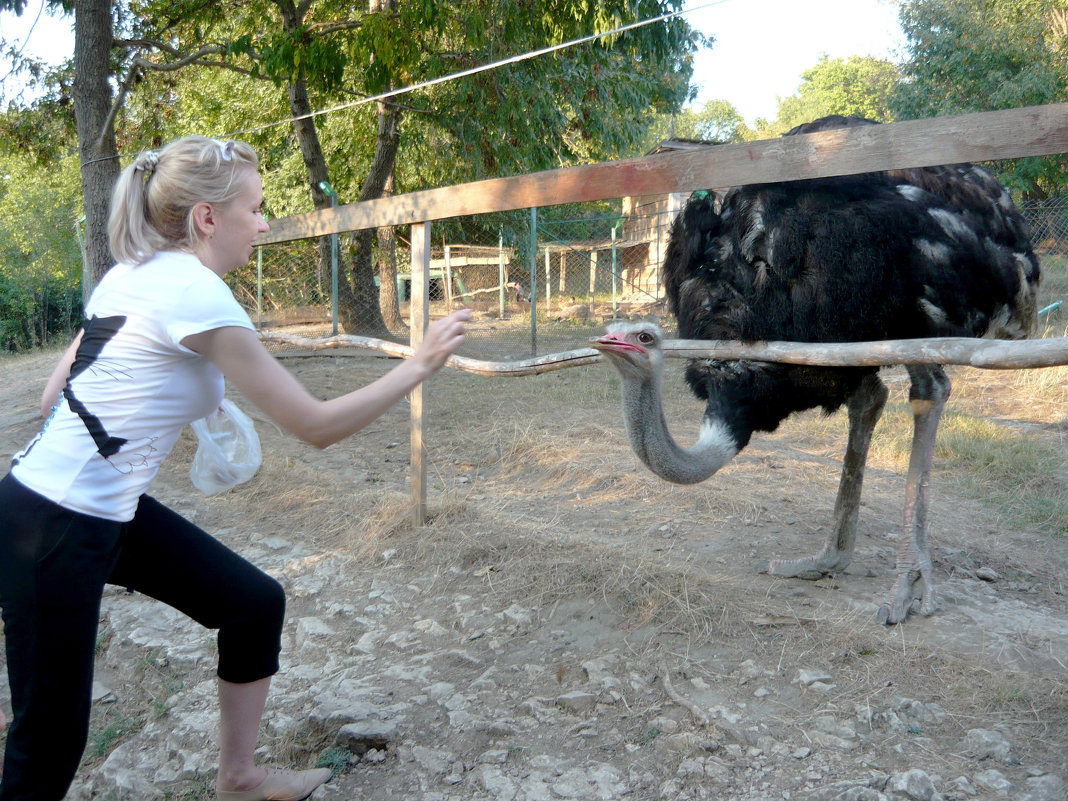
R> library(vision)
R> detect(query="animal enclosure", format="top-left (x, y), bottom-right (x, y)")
top-left (239, 198), bottom-right (1068, 360)
top-left (250, 105), bottom-right (1068, 524)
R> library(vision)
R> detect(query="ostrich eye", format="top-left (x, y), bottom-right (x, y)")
top-left (637, 331), bottom-right (654, 345)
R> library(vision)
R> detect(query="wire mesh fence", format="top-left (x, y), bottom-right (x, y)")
top-left (233, 194), bottom-right (1068, 360)
top-left (3, 192), bottom-right (1065, 356)
top-left (230, 203), bottom-right (681, 360)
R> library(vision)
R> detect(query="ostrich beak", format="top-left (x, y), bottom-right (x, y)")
top-left (590, 334), bottom-right (645, 355)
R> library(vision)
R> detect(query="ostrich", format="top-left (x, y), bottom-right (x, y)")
top-left (593, 115), bottom-right (1040, 624)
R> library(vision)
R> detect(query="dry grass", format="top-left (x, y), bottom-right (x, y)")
top-left (4, 289), bottom-right (1068, 786)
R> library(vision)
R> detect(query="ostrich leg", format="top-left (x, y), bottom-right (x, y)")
top-left (877, 365), bottom-right (950, 624)
top-left (763, 373), bottom-right (889, 580)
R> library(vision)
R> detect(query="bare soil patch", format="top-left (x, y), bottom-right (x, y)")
top-left (1, 340), bottom-right (1066, 800)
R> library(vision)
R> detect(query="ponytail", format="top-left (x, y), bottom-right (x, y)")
top-left (108, 137), bottom-right (259, 266)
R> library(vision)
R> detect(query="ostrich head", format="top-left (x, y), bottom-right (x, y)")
top-left (590, 321), bottom-right (665, 384)
top-left (592, 320), bottom-right (738, 485)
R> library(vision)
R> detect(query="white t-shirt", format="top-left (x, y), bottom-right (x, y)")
top-left (12, 251), bottom-right (254, 522)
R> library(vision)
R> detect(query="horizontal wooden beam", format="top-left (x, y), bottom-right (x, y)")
top-left (260, 331), bottom-right (1068, 373)
top-left (258, 103), bottom-right (1068, 244)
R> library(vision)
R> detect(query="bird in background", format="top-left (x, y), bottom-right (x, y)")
top-left (594, 115), bottom-right (1040, 624)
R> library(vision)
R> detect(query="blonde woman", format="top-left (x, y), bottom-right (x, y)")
top-left (0, 136), bottom-right (471, 801)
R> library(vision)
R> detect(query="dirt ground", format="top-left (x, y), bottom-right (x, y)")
top-left (1, 332), bottom-right (1066, 800)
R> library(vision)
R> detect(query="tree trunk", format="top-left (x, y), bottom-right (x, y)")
top-left (275, 0), bottom-right (389, 336)
top-left (72, 0), bottom-right (119, 287)
top-left (284, 78), bottom-right (351, 322)
top-left (285, 80), bottom-right (390, 335)
top-left (337, 97), bottom-right (402, 337)
top-left (377, 168), bottom-right (406, 336)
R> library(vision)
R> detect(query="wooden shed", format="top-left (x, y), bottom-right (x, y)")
top-left (619, 138), bottom-right (722, 295)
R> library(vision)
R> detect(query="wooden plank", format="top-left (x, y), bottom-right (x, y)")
top-left (410, 222), bottom-right (431, 528)
top-left (258, 104), bottom-right (1068, 244)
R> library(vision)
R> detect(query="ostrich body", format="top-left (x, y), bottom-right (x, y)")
top-left (594, 116), bottom-right (1040, 624)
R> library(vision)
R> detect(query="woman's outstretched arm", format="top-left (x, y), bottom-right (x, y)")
top-left (182, 309), bottom-right (471, 449)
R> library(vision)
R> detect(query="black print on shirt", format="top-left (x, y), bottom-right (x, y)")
top-left (64, 315), bottom-right (129, 458)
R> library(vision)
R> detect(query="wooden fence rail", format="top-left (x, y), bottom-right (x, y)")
top-left (253, 104), bottom-right (1068, 525)
top-left (261, 332), bottom-right (1068, 375)
top-left (256, 104), bottom-right (1068, 243)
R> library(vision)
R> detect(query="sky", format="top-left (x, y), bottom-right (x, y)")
top-left (1, 0), bottom-right (907, 125)
top-left (0, 0), bottom-right (72, 101)
top-left (684, 0), bottom-right (907, 123)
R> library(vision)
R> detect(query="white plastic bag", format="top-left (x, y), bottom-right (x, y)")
top-left (189, 399), bottom-right (261, 495)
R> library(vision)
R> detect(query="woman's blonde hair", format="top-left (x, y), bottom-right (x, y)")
top-left (108, 136), bottom-right (259, 265)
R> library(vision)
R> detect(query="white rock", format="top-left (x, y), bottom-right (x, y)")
top-left (294, 616), bottom-right (336, 648)
top-left (411, 745), bottom-right (454, 774)
top-left (1017, 774), bottom-right (1066, 801)
top-left (479, 766), bottom-right (519, 800)
top-left (974, 768), bottom-right (1012, 793)
top-left (91, 681), bottom-right (117, 704)
top-left (557, 690), bottom-right (599, 713)
top-left (97, 742), bottom-right (166, 799)
top-left (947, 776), bottom-right (977, 796)
top-left (958, 728), bottom-right (1013, 762)
top-left (413, 618), bottom-right (449, 636)
top-left (888, 768), bottom-right (939, 801)
top-left (795, 669), bottom-right (834, 686)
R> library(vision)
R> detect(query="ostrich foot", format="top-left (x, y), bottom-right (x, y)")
top-left (759, 549), bottom-right (852, 582)
top-left (876, 564), bottom-right (937, 624)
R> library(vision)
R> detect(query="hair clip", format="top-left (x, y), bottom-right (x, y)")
top-left (215, 139), bottom-right (235, 161)
top-left (134, 150), bottom-right (159, 177)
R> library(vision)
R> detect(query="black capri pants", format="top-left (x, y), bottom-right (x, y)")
top-left (0, 473), bottom-right (286, 801)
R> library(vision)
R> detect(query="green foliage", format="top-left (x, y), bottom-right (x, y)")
top-left (0, 143), bottom-right (83, 352)
top-left (119, 0), bottom-right (699, 171)
top-left (891, 0), bottom-right (1068, 195)
top-left (314, 746), bottom-right (352, 779)
top-left (637, 98), bottom-right (751, 153)
top-left (775, 55), bottom-right (900, 131)
top-left (894, 0), bottom-right (1067, 115)
top-left (744, 55), bottom-right (900, 139)
top-left (88, 711), bottom-right (144, 760)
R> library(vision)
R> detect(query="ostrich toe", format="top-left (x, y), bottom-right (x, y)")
top-left (762, 549), bottom-right (852, 582)
top-left (876, 567), bottom-right (936, 624)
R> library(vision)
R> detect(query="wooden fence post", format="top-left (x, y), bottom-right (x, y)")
top-left (410, 221), bottom-right (431, 527)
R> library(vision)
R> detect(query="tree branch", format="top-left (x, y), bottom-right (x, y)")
top-left (130, 45), bottom-right (229, 71)
top-left (304, 19), bottom-right (364, 35)
top-left (255, 333), bottom-right (1068, 376)
top-left (94, 62), bottom-right (140, 154)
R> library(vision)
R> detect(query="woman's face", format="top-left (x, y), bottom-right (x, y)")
top-left (202, 168), bottom-right (270, 275)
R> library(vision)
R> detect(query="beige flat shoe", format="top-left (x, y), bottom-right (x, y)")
top-left (216, 767), bottom-right (332, 801)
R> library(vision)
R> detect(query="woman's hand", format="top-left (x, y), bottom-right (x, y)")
top-left (412, 309), bottom-right (472, 375)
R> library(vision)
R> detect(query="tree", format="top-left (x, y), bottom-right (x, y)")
top-left (4, 0), bottom-right (701, 333)
top-left (891, 0), bottom-right (1068, 196)
top-left (759, 55), bottom-right (900, 137)
top-left (1, 0), bottom-right (118, 285)
top-left (110, 0), bottom-right (701, 335)
top-left (636, 98), bottom-right (750, 153)
top-left (72, 0), bottom-right (118, 284)
top-left (0, 128), bottom-right (83, 350)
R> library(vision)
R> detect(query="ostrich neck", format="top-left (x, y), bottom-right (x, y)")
top-left (620, 367), bottom-right (738, 485)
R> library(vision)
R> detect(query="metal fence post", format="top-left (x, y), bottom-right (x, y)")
top-left (545, 249), bottom-right (551, 311)
top-left (444, 244), bottom-right (453, 308)
top-left (611, 224), bottom-right (618, 319)
top-left (318, 181), bottom-right (339, 336)
top-left (256, 246), bottom-right (263, 327)
top-left (498, 226), bottom-right (506, 318)
top-left (530, 207), bottom-right (538, 356)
